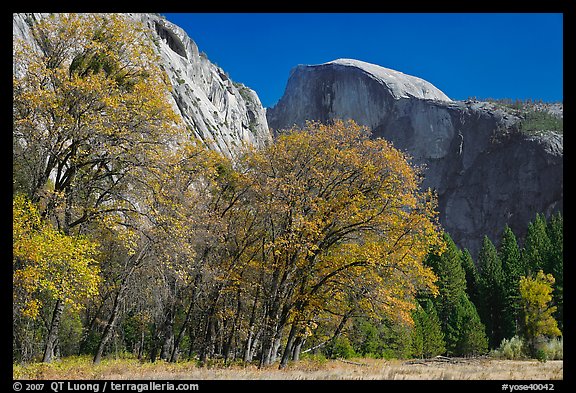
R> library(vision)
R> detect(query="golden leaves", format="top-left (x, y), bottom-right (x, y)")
top-left (519, 270), bottom-right (561, 339)
top-left (237, 119), bottom-right (443, 328)
top-left (13, 194), bottom-right (101, 319)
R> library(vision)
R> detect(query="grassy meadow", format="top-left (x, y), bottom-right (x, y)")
top-left (13, 356), bottom-right (563, 380)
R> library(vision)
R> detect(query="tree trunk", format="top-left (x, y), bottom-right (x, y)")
top-left (244, 329), bottom-right (255, 363)
top-left (259, 299), bottom-right (282, 367)
top-left (243, 287), bottom-right (260, 362)
top-left (93, 285), bottom-right (124, 364)
top-left (170, 273), bottom-right (202, 362)
top-left (224, 288), bottom-right (242, 364)
top-left (279, 322), bottom-right (298, 369)
top-left (93, 243), bottom-right (148, 364)
top-left (160, 313), bottom-right (174, 361)
top-left (271, 329), bottom-right (284, 364)
top-left (187, 327), bottom-right (197, 360)
top-left (199, 312), bottom-right (215, 363)
top-left (215, 317), bottom-right (223, 357)
top-left (138, 331), bottom-right (145, 361)
top-left (149, 324), bottom-right (161, 363)
top-left (42, 299), bottom-right (64, 363)
top-left (292, 336), bottom-right (304, 361)
top-left (79, 291), bottom-right (111, 355)
top-left (250, 328), bottom-right (262, 361)
top-left (259, 323), bottom-right (275, 367)
top-left (199, 285), bottom-right (222, 363)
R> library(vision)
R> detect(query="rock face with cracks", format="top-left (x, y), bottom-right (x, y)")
top-left (13, 14), bottom-right (562, 257)
top-left (13, 13), bottom-right (272, 159)
top-left (267, 59), bottom-right (563, 257)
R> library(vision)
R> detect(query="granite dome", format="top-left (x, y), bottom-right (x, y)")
top-left (322, 59), bottom-right (452, 102)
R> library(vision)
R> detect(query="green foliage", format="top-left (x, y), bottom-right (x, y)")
top-left (498, 225), bottom-right (523, 339)
top-left (445, 293), bottom-right (488, 356)
top-left (78, 330), bottom-right (102, 356)
top-left (422, 233), bottom-right (488, 356)
top-left (463, 213), bottom-right (562, 360)
top-left (477, 236), bottom-right (506, 348)
top-left (346, 317), bottom-right (413, 360)
top-left (538, 337), bottom-right (563, 360)
top-left (411, 300), bottom-right (445, 358)
top-left (482, 98), bottom-right (563, 135)
top-left (546, 213), bottom-right (563, 331)
top-left (58, 307), bottom-right (84, 357)
top-left (299, 352), bottom-right (328, 364)
top-left (520, 110), bottom-right (563, 135)
top-left (460, 248), bottom-right (480, 306)
top-left (535, 348), bottom-right (548, 363)
top-left (425, 233), bottom-right (467, 326)
top-left (491, 336), bottom-right (527, 360)
top-left (522, 213), bottom-right (552, 274)
top-left (328, 336), bottom-right (356, 359)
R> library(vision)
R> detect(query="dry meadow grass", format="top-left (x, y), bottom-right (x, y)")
top-left (13, 356), bottom-right (563, 380)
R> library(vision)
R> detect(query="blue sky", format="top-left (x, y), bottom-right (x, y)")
top-left (162, 13), bottom-right (563, 108)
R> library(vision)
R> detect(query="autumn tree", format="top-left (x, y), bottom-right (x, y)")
top-left (13, 194), bottom-right (101, 362)
top-left (240, 120), bottom-right (443, 368)
top-left (13, 13), bottom-right (183, 362)
top-left (518, 271), bottom-right (561, 355)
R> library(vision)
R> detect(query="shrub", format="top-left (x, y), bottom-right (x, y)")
top-left (520, 110), bottom-right (563, 135)
top-left (329, 336), bottom-right (356, 359)
top-left (538, 337), bottom-right (563, 360)
top-left (535, 348), bottom-right (547, 363)
top-left (492, 336), bottom-right (527, 360)
top-left (300, 352), bottom-right (328, 365)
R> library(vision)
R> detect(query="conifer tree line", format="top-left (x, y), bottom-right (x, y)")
top-left (13, 13), bottom-right (562, 366)
top-left (415, 214), bottom-right (562, 359)
top-left (326, 214), bottom-right (562, 361)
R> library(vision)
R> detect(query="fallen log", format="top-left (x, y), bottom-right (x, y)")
top-left (336, 358), bottom-right (369, 367)
top-left (403, 355), bottom-right (469, 365)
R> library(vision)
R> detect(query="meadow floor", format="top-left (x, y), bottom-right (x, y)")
top-left (14, 356), bottom-right (563, 380)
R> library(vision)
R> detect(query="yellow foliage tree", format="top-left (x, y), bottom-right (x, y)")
top-left (13, 13), bottom-right (182, 363)
top-left (13, 194), bottom-right (101, 362)
top-left (13, 13), bottom-right (181, 231)
top-left (241, 120), bottom-right (444, 367)
top-left (519, 270), bottom-right (561, 354)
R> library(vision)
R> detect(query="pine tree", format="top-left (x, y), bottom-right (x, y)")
top-left (412, 300), bottom-right (445, 358)
top-left (424, 233), bottom-right (466, 330)
top-left (522, 213), bottom-right (552, 274)
top-left (546, 212), bottom-right (563, 332)
top-left (477, 236), bottom-right (506, 348)
top-left (424, 233), bottom-right (492, 356)
top-left (461, 248), bottom-right (480, 307)
top-left (499, 225), bottom-right (523, 339)
top-left (410, 309), bottom-right (424, 358)
top-left (445, 293), bottom-right (489, 356)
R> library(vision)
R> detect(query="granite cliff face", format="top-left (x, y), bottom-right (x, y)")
top-left (13, 13), bottom-right (272, 158)
top-left (12, 15), bottom-right (562, 256)
top-left (267, 59), bottom-right (563, 256)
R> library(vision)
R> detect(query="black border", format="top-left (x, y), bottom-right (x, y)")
top-left (8, 2), bottom-right (572, 391)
